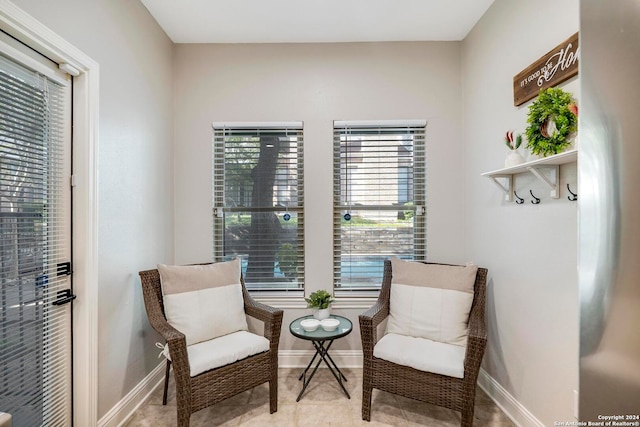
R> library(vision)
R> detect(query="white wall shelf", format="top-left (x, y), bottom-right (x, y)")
top-left (481, 149), bottom-right (577, 201)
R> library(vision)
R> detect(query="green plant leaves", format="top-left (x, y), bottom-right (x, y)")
top-left (304, 289), bottom-right (335, 309)
top-left (525, 87), bottom-right (578, 157)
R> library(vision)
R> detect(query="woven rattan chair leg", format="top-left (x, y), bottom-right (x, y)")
top-left (269, 379), bottom-right (278, 413)
top-left (362, 385), bottom-right (372, 421)
top-left (461, 407), bottom-right (474, 427)
top-left (177, 405), bottom-right (190, 427)
top-left (163, 359), bottom-right (171, 405)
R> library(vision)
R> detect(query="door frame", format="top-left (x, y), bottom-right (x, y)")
top-left (0, 1), bottom-right (99, 425)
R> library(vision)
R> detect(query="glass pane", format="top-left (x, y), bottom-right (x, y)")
top-left (336, 210), bottom-right (415, 288)
top-left (339, 136), bottom-right (414, 207)
top-left (0, 58), bottom-right (70, 427)
top-left (222, 210), bottom-right (302, 289)
top-left (224, 136), bottom-right (301, 209)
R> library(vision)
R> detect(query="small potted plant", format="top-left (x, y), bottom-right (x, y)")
top-left (504, 130), bottom-right (525, 167)
top-left (305, 289), bottom-right (335, 320)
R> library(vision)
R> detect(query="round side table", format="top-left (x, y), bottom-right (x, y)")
top-left (289, 314), bottom-right (353, 401)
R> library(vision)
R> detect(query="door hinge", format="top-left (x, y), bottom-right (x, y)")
top-left (57, 261), bottom-right (72, 276)
top-left (53, 289), bottom-right (76, 306)
top-left (70, 174), bottom-right (76, 188)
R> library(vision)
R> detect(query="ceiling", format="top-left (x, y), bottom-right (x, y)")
top-left (140, 0), bottom-right (495, 44)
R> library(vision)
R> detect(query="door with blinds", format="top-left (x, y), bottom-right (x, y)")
top-left (0, 38), bottom-right (73, 426)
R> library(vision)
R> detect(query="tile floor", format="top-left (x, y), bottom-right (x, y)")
top-left (125, 368), bottom-right (515, 426)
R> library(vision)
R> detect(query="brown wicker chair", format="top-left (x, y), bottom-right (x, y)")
top-left (359, 260), bottom-right (488, 427)
top-left (139, 265), bottom-right (283, 427)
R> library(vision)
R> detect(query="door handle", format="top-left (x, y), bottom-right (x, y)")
top-left (53, 289), bottom-right (76, 306)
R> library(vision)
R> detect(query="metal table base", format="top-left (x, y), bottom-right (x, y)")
top-left (289, 315), bottom-right (353, 402)
top-left (296, 339), bottom-right (350, 401)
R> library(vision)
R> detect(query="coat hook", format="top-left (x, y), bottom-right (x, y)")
top-left (530, 189), bottom-right (541, 204)
top-left (514, 191), bottom-right (525, 204)
top-left (567, 183), bottom-right (578, 201)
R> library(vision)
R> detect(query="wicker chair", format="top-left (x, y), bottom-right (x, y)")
top-left (139, 266), bottom-right (283, 427)
top-left (359, 260), bottom-right (488, 427)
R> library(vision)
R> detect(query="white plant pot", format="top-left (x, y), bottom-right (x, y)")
top-left (505, 151), bottom-right (525, 167)
top-left (313, 308), bottom-right (331, 320)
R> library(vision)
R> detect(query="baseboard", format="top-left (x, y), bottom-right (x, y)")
top-left (97, 361), bottom-right (166, 427)
top-left (279, 350), bottom-right (363, 368)
top-left (477, 369), bottom-right (544, 427)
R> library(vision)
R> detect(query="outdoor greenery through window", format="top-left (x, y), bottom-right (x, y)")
top-left (333, 121), bottom-right (426, 291)
top-left (213, 123), bottom-right (304, 291)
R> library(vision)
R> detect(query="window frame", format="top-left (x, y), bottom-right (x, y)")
top-left (332, 120), bottom-right (427, 295)
top-left (212, 122), bottom-right (305, 295)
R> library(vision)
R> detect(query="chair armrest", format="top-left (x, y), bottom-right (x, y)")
top-left (145, 308), bottom-right (191, 404)
top-left (141, 288), bottom-right (187, 349)
top-left (146, 311), bottom-right (190, 374)
top-left (359, 300), bottom-right (389, 358)
top-left (463, 300), bottom-right (487, 381)
top-left (243, 293), bottom-right (284, 344)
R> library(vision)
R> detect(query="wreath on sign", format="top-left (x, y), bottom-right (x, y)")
top-left (525, 87), bottom-right (578, 157)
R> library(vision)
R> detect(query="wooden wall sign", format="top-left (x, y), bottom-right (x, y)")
top-left (513, 32), bottom-right (579, 106)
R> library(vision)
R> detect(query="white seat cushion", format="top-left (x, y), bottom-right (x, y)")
top-left (163, 331), bottom-right (270, 377)
top-left (158, 259), bottom-right (248, 346)
top-left (373, 333), bottom-right (465, 379)
top-left (386, 258), bottom-right (477, 346)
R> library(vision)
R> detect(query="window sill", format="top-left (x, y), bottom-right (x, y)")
top-left (252, 292), bottom-right (306, 309)
top-left (332, 296), bottom-right (378, 310)
top-left (252, 293), bottom-right (378, 310)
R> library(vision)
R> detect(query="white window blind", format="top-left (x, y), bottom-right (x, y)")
top-left (0, 50), bottom-right (71, 426)
top-left (333, 121), bottom-right (426, 291)
top-left (212, 123), bottom-right (304, 291)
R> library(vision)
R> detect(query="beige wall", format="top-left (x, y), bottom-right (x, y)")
top-left (11, 0), bottom-right (175, 418)
top-left (173, 42), bottom-right (468, 350)
top-left (5, 0), bottom-right (583, 422)
top-left (462, 0), bottom-right (579, 424)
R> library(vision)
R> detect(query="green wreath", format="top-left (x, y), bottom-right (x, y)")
top-left (525, 87), bottom-right (578, 157)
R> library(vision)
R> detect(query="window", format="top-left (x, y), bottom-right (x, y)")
top-left (333, 120), bottom-right (426, 291)
top-left (213, 122), bottom-right (304, 291)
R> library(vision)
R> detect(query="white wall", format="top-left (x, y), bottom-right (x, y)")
top-left (173, 42), bottom-right (467, 350)
top-left (10, 0), bottom-right (175, 418)
top-left (462, 0), bottom-right (579, 424)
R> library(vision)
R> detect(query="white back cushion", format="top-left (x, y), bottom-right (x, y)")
top-left (158, 259), bottom-right (248, 346)
top-left (386, 258), bottom-right (477, 347)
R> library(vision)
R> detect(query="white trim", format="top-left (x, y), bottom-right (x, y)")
top-left (0, 1), bottom-right (88, 72)
top-left (477, 369), bottom-right (544, 427)
top-left (331, 296), bottom-right (378, 309)
top-left (71, 64), bottom-right (100, 427)
top-left (254, 296), bottom-right (307, 309)
top-left (279, 350), bottom-right (363, 368)
top-left (0, 1), bottom-right (100, 425)
top-left (252, 296), bottom-right (377, 310)
top-left (0, 32), bottom-right (69, 85)
top-left (212, 121), bottom-right (303, 129)
top-left (97, 362), bottom-right (166, 427)
top-left (333, 119), bottom-right (427, 127)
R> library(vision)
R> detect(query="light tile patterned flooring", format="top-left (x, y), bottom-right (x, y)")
top-left (125, 368), bottom-right (516, 426)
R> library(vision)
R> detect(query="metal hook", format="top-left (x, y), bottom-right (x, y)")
top-left (514, 191), bottom-right (525, 204)
top-left (567, 183), bottom-right (578, 201)
top-left (530, 189), bottom-right (541, 204)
